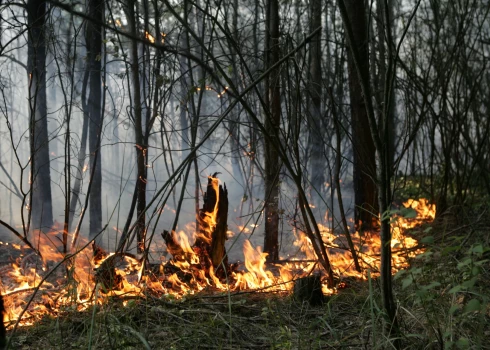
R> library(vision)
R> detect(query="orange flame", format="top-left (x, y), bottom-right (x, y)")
top-left (0, 198), bottom-right (435, 327)
top-left (145, 31), bottom-right (155, 44)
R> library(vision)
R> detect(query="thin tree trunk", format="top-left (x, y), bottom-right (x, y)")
top-left (127, 0), bottom-right (147, 252)
top-left (86, 0), bottom-right (104, 242)
top-left (229, 0), bottom-right (243, 185)
top-left (338, 0), bottom-right (400, 343)
top-left (179, 1), bottom-right (190, 162)
top-left (308, 0), bottom-right (324, 205)
top-left (329, 87), bottom-right (361, 272)
top-left (376, 0), bottom-right (396, 176)
top-left (343, 0), bottom-right (379, 231)
top-left (263, 0), bottom-right (281, 262)
top-left (27, 0), bottom-right (53, 232)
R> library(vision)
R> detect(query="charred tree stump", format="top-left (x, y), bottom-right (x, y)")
top-left (195, 176), bottom-right (229, 273)
top-left (163, 175), bottom-right (230, 281)
top-left (93, 244), bottom-right (140, 291)
top-left (162, 230), bottom-right (185, 260)
top-left (209, 181), bottom-right (229, 269)
top-left (293, 275), bottom-right (325, 306)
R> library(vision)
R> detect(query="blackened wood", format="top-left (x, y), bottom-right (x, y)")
top-left (195, 176), bottom-right (219, 247)
top-left (196, 176), bottom-right (229, 270)
top-left (162, 230), bottom-right (185, 259)
top-left (94, 250), bottom-right (139, 291)
top-left (211, 183), bottom-right (228, 268)
top-left (293, 275), bottom-right (325, 306)
top-left (163, 176), bottom-right (229, 279)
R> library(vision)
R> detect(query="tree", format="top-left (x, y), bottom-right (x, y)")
top-left (374, 0), bottom-right (396, 177)
top-left (308, 0), bottom-right (324, 205)
top-left (338, 0), bottom-right (401, 342)
top-left (27, 0), bottom-right (53, 232)
top-left (179, 0), bottom-right (191, 162)
top-left (85, 0), bottom-right (104, 241)
top-left (343, 0), bottom-right (379, 231)
top-left (263, 0), bottom-right (281, 261)
top-left (126, 0), bottom-right (147, 252)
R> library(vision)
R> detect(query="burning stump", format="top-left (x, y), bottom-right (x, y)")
top-left (197, 176), bottom-right (229, 271)
top-left (293, 275), bottom-right (325, 306)
top-left (163, 175), bottom-right (231, 283)
top-left (93, 244), bottom-right (141, 292)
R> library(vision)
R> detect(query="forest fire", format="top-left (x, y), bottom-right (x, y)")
top-left (0, 185), bottom-right (435, 330)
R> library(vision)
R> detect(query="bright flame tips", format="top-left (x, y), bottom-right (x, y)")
top-left (0, 198), bottom-right (434, 328)
top-left (145, 31), bottom-right (155, 43)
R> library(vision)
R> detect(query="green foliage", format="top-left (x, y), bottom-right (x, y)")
top-left (394, 236), bottom-right (489, 349)
top-left (381, 206), bottom-right (417, 223)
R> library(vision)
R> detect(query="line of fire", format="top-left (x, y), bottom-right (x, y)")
top-left (0, 170), bottom-right (435, 333)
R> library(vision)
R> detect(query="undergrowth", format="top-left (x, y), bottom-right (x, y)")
top-left (5, 209), bottom-right (490, 349)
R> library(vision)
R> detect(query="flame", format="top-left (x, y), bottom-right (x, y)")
top-left (194, 177), bottom-right (219, 245)
top-left (145, 31), bottom-right (155, 44)
top-left (0, 198), bottom-right (435, 328)
top-left (217, 86), bottom-right (229, 98)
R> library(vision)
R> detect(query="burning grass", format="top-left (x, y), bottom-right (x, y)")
top-left (0, 197), bottom-right (452, 348)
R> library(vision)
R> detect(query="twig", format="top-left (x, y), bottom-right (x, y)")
top-left (0, 220), bottom-right (39, 255)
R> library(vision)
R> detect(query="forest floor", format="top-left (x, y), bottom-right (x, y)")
top-left (4, 203), bottom-right (490, 349)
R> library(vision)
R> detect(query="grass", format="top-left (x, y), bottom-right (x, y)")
top-left (8, 286), bottom-right (374, 349)
top-left (5, 207), bottom-right (490, 349)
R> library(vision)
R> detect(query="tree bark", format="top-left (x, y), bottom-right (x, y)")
top-left (210, 183), bottom-right (228, 269)
top-left (263, 0), bottom-right (281, 262)
top-left (86, 0), bottom-right (104, 241)
top-left (308, 0), bottom-right (324, 205)
top-left (69, 63), bottom-right (90, 232)
top-left (126, 0), bottom-right (146, 252)
top-left (338, 0), bottom-right (399, 343)
top-left (343, 0), bottom-right (379, 231)
top-left (27, 0), bottom-right (53, 232)
top-left (179, 0), bottom-right (191, 162)
top-left (228, 0), bottom-right (243, 185)
top-left (376, 0), bottom-right (396, 177)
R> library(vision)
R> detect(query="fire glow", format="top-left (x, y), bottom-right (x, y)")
top-left (0, 194), bottom-right (435, 328)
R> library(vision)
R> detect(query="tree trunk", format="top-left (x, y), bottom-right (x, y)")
top-left (228, 0), bottom-right (243, 185)
top-left (344, 0), bottom-right (379, 231)
top-left (179, 0), bottom-right (191, 162)
top-left (86, 0), bottom-right (104, 241)
top-left (126, 0), bottom-right (146, 252)
top-left (376, 0), bottom-right (396, 177)
top-left (27, 0), bottom-right (53, 232)
top-left (338, 0), bottom-right (399, 343)
top-left (308, 0), bottom-right (324, 205)
top-left (263, 0), bottom-right (281, 262)
top-left (68, 68), bottom-right (90, 232)
top-left (210, 183), bottom-right (228, 269)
